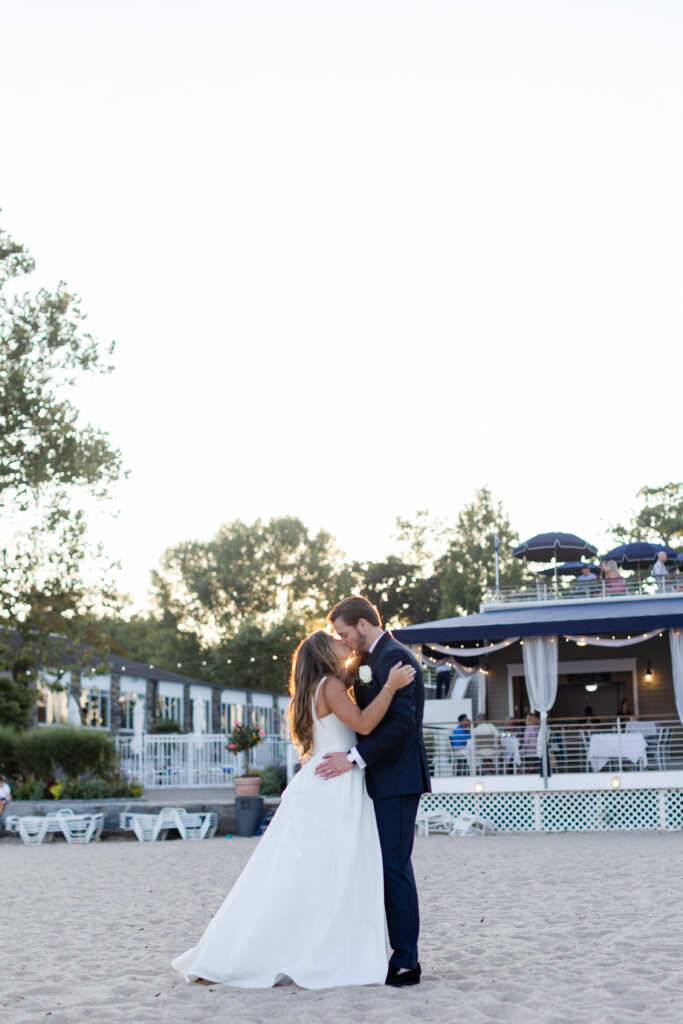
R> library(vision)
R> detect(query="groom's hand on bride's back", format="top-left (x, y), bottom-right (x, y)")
top-left (315, 752), bottom-right (352, 779)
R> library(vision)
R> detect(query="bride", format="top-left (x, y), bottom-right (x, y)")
top-left (172, 629), bottom-right (415, 989)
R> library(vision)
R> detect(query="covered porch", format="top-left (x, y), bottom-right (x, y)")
top-left (396, 593), bottom-right (683, 830)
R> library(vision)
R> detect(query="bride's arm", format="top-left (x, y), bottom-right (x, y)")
top-left (323, 663), bottom-right (415, 735)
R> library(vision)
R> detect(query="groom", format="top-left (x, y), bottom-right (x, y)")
top-left (316, 595), bottom-right (431, 987)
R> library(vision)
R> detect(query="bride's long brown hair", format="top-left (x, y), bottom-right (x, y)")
top-left (289, 630), bottom-right (343, 759)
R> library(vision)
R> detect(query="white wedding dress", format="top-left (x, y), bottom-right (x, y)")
top-left (172, 679), bottom-right (388, 988)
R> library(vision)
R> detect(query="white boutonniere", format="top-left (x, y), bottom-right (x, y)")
top-left (358, 665), bottom-right (373, 685)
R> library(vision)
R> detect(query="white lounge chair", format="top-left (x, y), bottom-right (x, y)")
top-left (57, 811), bottom-right (104, 844)
top-left (119, 807), bottom-right (217, 842)
top-left (415, 808), bottom-right (455, 836)
top-left (5, 809), bottom-right (103, 845)
top-left (450, 813), bottom-right (496, 837)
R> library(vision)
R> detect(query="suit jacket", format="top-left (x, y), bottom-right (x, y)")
top-left (354, 632), bottom-right (431, 800)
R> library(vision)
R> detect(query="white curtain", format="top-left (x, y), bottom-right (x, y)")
top-left (669, 630), bottom-right (683, 725)
top-left (522, 637), bottom-right (559, 779)
top-left (451, 663), bottom-right (481, 700)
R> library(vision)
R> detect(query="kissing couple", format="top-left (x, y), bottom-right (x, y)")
top-left (173, 595), bottom-right (431, 989)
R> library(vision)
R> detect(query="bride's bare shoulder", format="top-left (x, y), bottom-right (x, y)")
top-left (315, 674), bottom-right (347, 715)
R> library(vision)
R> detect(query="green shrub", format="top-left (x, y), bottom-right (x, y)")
top-left (16, 727), bottom-right (118, 779)
top-left (255, 763), bottom-right (287, 795)
top-left (149, 718), bottom-right (183, 734)
top-left (60, 776), bottom-right (138, 799)
top-left (14, 776), bottom-right (46, 800)
top-left (0, 725), bottom-right (20, 777)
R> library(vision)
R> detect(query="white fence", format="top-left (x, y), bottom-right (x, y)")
top-left (115, 733), bottom-right (294, 788)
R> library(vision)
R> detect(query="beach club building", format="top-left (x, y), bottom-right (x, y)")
top-left (34, 651), bottom-right (289, 737)
top-left (31, 651), bottom-right (291, 788)
top-left (395, 584), bottom-right (683, 833)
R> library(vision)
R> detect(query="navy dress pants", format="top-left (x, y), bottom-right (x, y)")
top-left (373, 793), bottom-right (421, 970)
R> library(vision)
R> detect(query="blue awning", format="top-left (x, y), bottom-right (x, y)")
top-left (393, 596), bottom-right (683, 644)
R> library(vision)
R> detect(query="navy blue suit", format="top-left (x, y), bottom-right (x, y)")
top-left (354, 632), bottom-right (431, 970)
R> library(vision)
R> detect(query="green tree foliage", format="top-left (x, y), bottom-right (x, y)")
top-left (353, 556), bottom-right (440, 628)
top-left (438, 487), bottom-right (523, 616)
top-left (0, 221), bottom-right (123, 725)
top-left (207, 617), bottom-right (302, 694)
top-left (151, 516), bottom-right (355, 640)
top-left (97, 611), bottom-right (204, 678)
top-left (611, 483), bottom-right (683, 547)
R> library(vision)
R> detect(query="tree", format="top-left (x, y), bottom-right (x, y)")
top-left (438, 487), bottom-right (523, 616)
top-left (151, 516), bottom-right (356, 641)
top-left (207, 617), bottom-right (303, 694)
top-left (0, 221), bottom-right (123, 725)
top-left (611, 483), bottom-right (683, 547)
top-left (97, 610), bottom-right (205, 679)
top-left (354, 556), bottom-right (440, 628)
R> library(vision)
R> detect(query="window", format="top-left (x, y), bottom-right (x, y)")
top-left (220, 703), bottom-right (245, 733)
top-left (35, 682), bottom-right (68, 724)
top-left (159, 693), bottom-right (183, 725)
top-left (249, 705), bottom-right (276, 734)
top-left (81, 687), bottom-right (110, 729)
top-left (119, 692), bottom-right (143, 731)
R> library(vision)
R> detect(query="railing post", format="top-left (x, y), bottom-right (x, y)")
top-left (616, 717), bottom-right (623, 772)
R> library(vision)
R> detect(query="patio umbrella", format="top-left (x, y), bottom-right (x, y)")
top-left (513, 532), bottom-right (599, 563)
top-left (514, 533), bottom-right (598, 587)
top-left (192, 696), bottom-right (205, 735)
top-left (601, 542), bottom-right (677, 571)
top-left (67, 694), bottom-right (82, 727)
top-left (131, 699), bottom-right (145, 757)
top-left (537, 561), bottom-right (601, 577)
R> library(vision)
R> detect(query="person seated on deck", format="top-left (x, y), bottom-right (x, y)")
top-left (618, 698), bottom-right (635, 721)
top-left (652, 551), bottom-right (669, 591)
top-left (472, 712), bottom-right (502, 772)
top-left (580, 705), bottom-right (600, 726)
top-left (574, 565), bottom-right (598, 593)
top-left (604, 560), bottom-right (627, 595)
top-left (449, 713), bottom-right (471, 748)
top-left (522, 712), bottom-right (540, 771)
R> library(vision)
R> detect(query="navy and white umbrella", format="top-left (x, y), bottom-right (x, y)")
top-left (513, 532), bottom-right (598, 563)
top-left (601, 541), bottom-right (677, 571)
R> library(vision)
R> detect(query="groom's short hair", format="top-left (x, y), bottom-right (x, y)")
top-left (329, 596), bottom-right (381, 628)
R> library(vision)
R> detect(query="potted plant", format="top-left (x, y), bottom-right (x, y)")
top-left (228, 722), bottom-right (263, 797)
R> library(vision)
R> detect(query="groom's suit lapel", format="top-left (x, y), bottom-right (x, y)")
top-left (354, 633), bottom-right (393, 708)
top-left (367, 631), bottom-right (392, 670)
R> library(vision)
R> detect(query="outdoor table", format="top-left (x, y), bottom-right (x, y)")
top-left (624, 721), bottom-right (658, 738)
top-left (500, 734), bottom-right (521, 771)
top-left (588, 732), bottom-right (647, 772)
top-left (462, 733), bottom-right (520, 772)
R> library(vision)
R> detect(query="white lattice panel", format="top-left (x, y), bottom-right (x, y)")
top-left (419, 789), bottom-right (683, 832)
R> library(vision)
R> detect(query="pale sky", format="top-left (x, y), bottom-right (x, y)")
top-left (2, 1), bottom-right (682, 611)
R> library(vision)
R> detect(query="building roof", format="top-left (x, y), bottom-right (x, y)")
top-left (393, 594), bottom-right (683, 644)
top-left (93, 650), bottom-right (211, 686)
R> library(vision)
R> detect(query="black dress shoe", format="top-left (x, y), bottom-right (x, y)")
top-left (385, 964), bottom-right (421, 987)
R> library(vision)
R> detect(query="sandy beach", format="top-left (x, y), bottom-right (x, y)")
top-left (3, 830), bottom-right (682, 1024)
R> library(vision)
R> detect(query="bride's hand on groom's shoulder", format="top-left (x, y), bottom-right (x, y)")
top-left (387, 661), bottom-right (416, 692)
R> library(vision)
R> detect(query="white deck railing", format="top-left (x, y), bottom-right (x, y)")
top-left (115, 732), bottom-right (292, 788)
top-left (482, 576), bottom-right (681, 607)
top-left (424, 716), bottom-right (683, 779)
